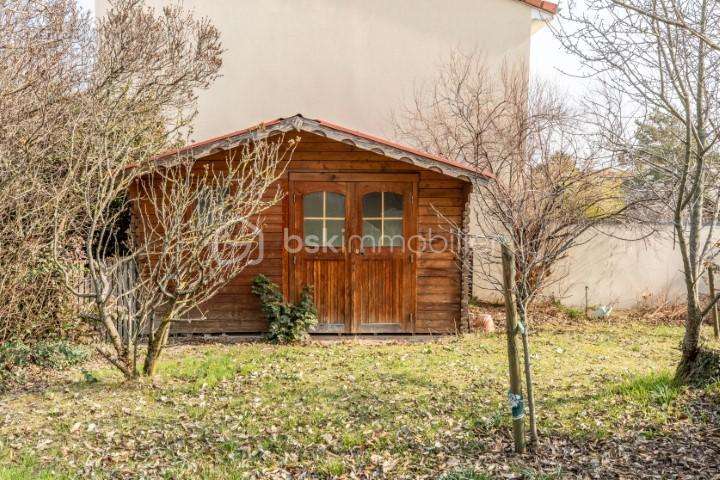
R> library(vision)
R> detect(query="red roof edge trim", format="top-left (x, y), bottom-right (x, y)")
top-left (520, 0), bottom-right (558, 14)
top-left (152, 117), bottom-right (284, 160)
top-left (312, 118), bottom-right (493, 179)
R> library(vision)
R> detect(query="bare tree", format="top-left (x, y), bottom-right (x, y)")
top-left (1, 0), bottom-right (228, 345)
top-left (395, 54), bottom-right (637, 447)
top-left (132, 144), bottom-right (291, 376)
top-left (556, 0), bottom-right (720, 382)
top-left (54, 139), bottom-right (291, 378)
top-left (2, 0), bottom-right (260, 377)
top-left (0, 0), bottom-right (94, 339)
top-left (37, 0), bottom-right (292, 379)
top-left (609, 0), bottom-right (720, 51)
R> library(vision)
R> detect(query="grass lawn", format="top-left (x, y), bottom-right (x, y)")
top-left (0, 322), bottom-right (719, 479)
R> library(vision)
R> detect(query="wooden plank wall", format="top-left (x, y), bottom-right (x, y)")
top-left (416, 174), bottom-right (467, 333)
top-left (134, 131), bottom-right (468, 334)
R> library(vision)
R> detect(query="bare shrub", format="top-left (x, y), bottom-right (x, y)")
top-left (556, 0), bottom-right (720, 381)
top-left (395, 53), bottom-right (643, 447)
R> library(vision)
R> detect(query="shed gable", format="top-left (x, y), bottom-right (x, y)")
top-left (154, 114), bottom-right (492, 182)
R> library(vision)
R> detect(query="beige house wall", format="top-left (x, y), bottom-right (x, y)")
top-left (96, 0), bottom-right (538, 141)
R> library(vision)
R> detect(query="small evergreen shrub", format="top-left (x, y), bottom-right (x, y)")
top-left (0, 340), bottom-right (87, 370)
top-left (551, 298), bottom-right (583, 319)
top-left (251, 275), bottom-right (318, 343)
top-left (564, 306), bottom-right (583, 319)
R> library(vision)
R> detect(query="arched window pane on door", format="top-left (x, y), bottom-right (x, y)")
top-left (303, 192), bottom-right (345, 247)
top-left (362, 192), bottom-right (404, 247)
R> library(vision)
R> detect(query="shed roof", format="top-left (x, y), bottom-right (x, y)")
top-left (153, 114), bottom-right (493, 182)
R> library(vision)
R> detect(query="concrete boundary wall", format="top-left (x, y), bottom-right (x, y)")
top-left (472, 226), bottom-right (719, 309)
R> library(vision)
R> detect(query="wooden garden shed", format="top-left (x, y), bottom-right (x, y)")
top-left (144, 115), bottom-right (488, 335)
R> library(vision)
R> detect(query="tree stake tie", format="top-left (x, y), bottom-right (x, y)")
top-left (508, 391), bottom-right (525, 420)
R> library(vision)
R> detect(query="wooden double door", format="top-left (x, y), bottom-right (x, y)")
top-left (289, 173), bottom-right (417, 333)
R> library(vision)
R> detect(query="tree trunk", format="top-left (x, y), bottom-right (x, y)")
top-left (96, 346), bottom-right (137, 380)
top-left (518, 309), bottom-right (539, 449)
top-left (676, 296), bottom-right (704, 382)
top-left (708, 266), bottom-right (719, 339)
top-left (672, 167), bottom-right (705, 383)
top-left (97, 305), bottom-right (135, 377)
top-left (143, 318), bottom-right (172, 377)
top-left (501, 244), bottom-right (526, 454)
top-left (676, 4), bottom-right (710, 384)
